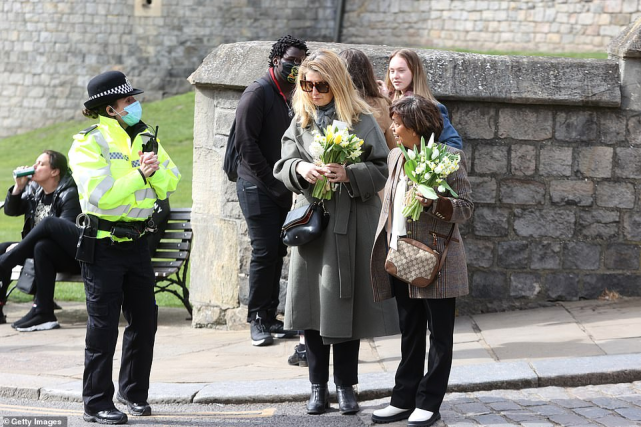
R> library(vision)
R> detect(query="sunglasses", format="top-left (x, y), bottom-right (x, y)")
top-left (300, 80), bottom-right (330, 93)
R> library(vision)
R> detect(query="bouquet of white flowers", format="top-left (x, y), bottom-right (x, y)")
top-left (399, 134), bottom-right (460, 221)
top-left (309, 124), bottom-right (364, 200)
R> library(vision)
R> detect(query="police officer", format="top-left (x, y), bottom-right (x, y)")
top-left (69, 71), bottom-right (181, 425)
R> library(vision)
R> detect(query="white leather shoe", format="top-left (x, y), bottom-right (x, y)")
top-left (371, 405), bottom-right (412, 424)
top-left (407, 408), bottom-right (441, 426)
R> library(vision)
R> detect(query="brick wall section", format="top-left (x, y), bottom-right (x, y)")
top-left (448, 99), bottom-right (641, 312)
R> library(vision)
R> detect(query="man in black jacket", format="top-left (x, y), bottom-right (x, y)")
top-left (0, 150), bottom-right (81, 330)
top-left (235, 35), bottom-right (308, 346)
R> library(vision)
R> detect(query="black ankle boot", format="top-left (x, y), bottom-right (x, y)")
top-left (0, 301), bottom-right (6, 325)
top-left (336, 385), bottom-right (359, 414)
top-left (306, 383), bottom-right (329, 415)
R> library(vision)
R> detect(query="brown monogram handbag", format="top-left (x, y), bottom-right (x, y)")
top-left (385, 225), bottom-right (455, 288)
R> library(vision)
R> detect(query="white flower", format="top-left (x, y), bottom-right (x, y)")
top-left (427, 133), bottom-right (435, 148)
top-left (309, 141), bottom-right (324, 158)
top-left (438, 185), bottom-right (446, 193)
top-left (434, 164), bottom-right (444, 174)
top-left (431, 147), bottom-right (439, 160)
top-left (407, 149), bottom-right (416, 160)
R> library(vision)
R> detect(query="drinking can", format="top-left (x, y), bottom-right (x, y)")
top-left (13, 167), bottom-right (35, 178)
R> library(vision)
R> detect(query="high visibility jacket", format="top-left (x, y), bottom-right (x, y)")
top-left (69, 115), bottom-right (181, 239)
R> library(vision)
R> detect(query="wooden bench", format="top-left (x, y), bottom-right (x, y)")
top-left (6, 207), bottom-right (193, 318)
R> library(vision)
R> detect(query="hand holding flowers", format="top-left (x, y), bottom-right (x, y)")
top-left (399, 134), bottom-right (460, 221)
top-left (309, 124), bottom-right (364, 200)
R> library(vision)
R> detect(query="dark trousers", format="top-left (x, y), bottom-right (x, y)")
top-left (82, 237), bottom-right (157, 413)
top-left (0, 217), bottom-right (80, 312)
top-left (236, 178), bottom-right (288, 322)
top-left (390, 277), bottom-right (456, 413)
top-left (305, 329), bottom-right (360, 386)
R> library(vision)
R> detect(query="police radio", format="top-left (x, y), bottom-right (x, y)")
top-left (142, 126), bottom-right (159, 154)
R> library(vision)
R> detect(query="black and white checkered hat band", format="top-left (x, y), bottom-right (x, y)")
top-left (88, 80), bottom-right (134, 102)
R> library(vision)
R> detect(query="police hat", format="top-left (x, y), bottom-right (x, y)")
top-left (84, 71), bottom-right (144, 109)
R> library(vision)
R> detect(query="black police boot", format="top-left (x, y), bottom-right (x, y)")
top-left (306, 383), bottom-right (329, 415)
top-left (83, 408), bottom-right (128, 424)
top-left (337, 385), bottom-right (359, 415)
top-left (117, 392), bottom-right (152, 416)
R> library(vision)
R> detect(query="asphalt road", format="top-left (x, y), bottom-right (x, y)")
top-left (2, 381), bottom-right (641, 426)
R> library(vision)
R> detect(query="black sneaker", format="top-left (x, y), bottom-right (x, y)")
top-left (11, 306), bottom-right (37, 329)
top-left (268, 318), bottom-right (298, 339)
top-left (250, 315), bottom-right (273, 347)
top-left (14, 311), bottom-right (59, 332)
top-left (288, 344), bottom-right (308, 367)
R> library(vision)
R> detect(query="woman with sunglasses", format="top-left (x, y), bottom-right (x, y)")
top-left (385, 49), bottom-right (463, 150)
top-left (274, 49), bottom-right (399, 416)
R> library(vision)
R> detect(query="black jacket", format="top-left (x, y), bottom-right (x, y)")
top-left (235, 72), bottom-right (293, 209)
top-left (4, 174), bottom-right (81, 238)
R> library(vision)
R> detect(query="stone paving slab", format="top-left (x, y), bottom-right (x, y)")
top-left (532, 353), bottom-right (641, 387)
top-left (1, 298), bottom-right (641, 405)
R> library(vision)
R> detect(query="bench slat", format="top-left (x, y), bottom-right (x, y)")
top-left (152, 260), bottom-right (184, 268)
top-left (168, 212), bottom-right (191, 220)
top-left (154, 268), bottom-right (180, 276)
top-left (160, 231), bottom-right (192, 240)
top-left (164, 222), bottom-right (192, 231)
top-left (156, 241), bottom-right (190, 250)
top-left (153, 250), bottom-right (189, 260)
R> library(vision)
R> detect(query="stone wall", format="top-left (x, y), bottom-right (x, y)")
top-left (188, 22), bottom-right (641, 326)
top-left (2, 0), bottom-right (641, 139)
top-left (0, 0), bottom-right (336, 139)
top-left (342, 0), bottom-right (641, 54)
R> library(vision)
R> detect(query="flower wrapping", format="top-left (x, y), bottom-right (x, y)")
top-left (309, 124), bottom-right (364, 200)
top-left (399, 134), bottom-right (460, 221)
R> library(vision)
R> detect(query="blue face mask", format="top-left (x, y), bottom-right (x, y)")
top-left (113, 101), bottom-right (143, 126)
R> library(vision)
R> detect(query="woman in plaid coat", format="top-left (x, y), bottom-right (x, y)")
top-left (369, 95), bottom-right (473, 427)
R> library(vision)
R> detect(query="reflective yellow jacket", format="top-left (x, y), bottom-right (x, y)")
top-left (69, 115), bottom-right (181, 239)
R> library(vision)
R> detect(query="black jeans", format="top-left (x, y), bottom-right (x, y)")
top-left (390, 277), bottom-right (456, 413)
top-left (0, 216), bottom-right (80, 312)
top-left (305, 329), bottom-right (360, 386)
top-left (82, 237), bottom-right (157, 413)
top-left (236, 178), bottom-right (289, 322)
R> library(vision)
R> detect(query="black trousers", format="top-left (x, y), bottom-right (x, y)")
top-left (82, 237), bottom-right (157, 413)
top-left (390, 277), bottom-right (456, 413)
top-left (0, 217), bottom-right (80, 312)
top-left (236, 178), bottom-right (288, 322)
top-left (305, 329), bottom-right (360, 386)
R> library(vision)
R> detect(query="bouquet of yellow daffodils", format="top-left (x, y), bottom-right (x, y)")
top-left (399, 134), bottom-right (460, 221)
top-left (309, 125), bottom-right (364, 200)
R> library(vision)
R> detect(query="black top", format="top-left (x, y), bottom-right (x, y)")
top-left (4, 174), bottom-right (81, 239)
top-left (235, 72), bottom-right (293, 209)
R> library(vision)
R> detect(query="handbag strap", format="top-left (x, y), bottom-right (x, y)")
top-left (436, 223), bottom-right (456, 273)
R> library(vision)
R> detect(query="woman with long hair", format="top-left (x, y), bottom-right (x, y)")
top-left (340, 48), bottom-right (396, 150)
top-left (384, 49), bottom-right (463, 149)
top-left (274, 49), bottom-right (399, 416)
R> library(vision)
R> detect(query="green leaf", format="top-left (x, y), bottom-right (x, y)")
top-left (417, 185), bottom-right (438, 199)
top-left (440, 181), bottom-right (459, 198)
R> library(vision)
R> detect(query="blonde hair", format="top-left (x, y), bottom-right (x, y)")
top-left (292, 49), bottom-right (371, 129)
top-left (385, 49), bottom-right (437, 103)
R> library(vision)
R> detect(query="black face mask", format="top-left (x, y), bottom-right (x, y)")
top-left (280, 60), bottom-right (299, 84)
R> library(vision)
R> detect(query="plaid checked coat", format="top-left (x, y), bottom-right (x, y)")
top-left (370, 147), bottom-right (473, 301)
